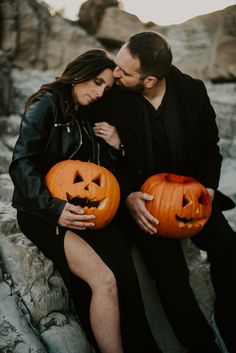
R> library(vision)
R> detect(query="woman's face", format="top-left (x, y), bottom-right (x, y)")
top-left (73, 68), bottom-right (114, 106)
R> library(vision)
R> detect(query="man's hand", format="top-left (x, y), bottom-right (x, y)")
top-left (125, 191), bottom-right (159, 234)
top-left (58, 203), bottom-right (95, 230)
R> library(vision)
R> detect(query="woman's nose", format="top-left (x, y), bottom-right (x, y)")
top-left (96, 86), bottom-right (105, 98)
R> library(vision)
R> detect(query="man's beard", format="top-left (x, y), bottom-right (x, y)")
top-left (115, 79), bottom-right (145, 93)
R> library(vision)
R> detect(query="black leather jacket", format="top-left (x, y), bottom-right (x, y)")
top-left (9, 92), bottom-right (100, 225)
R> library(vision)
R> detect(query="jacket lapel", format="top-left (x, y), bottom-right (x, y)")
top-left (163, 80), bottom-right (186, 173)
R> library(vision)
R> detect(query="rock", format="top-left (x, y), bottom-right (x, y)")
top-left (0, 140), bottom-right (13, 174)
top-left (95, 7), bottom-right (159, 48)
top-left (46, 15), bottom-right (103, 70)
top-left (1, 0), bottom-right (236, 81)
top-left (219, 158), bottom-right (236, 230)
top-left (0, 230), bottom-right (69, 323)
top-left (0, 0), bottom-right (104, 71)
top-left (0, 51), bottom-right (12, 116)
top-left (162, 5), bottom-right (236, 82)
top-left (0, 280), bottom-right (47, 353)
top-left (11, 68), bottom-right (56, 114)
top-left (0, 199), bottom-right (69, 324)
top-left (0, 201), bottom-right (96, 352)
top-left (0, 115), bottom-right (21, 137)
top-left (0, 174), bottom-right (14, 202)
top-left (208, 6), bottom-right (236, 82)
top-left (40, 312), bottom-right (94, 353)
top-left (78, 0), bottom-right (119, 34)
top-left (206, 82), bottom-right (236, 141)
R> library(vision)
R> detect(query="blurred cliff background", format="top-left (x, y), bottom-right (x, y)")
top-left (0, 1), bottom-right (236, 352)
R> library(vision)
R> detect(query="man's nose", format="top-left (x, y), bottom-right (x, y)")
top-left (113, 66), bottom-right (121, 78)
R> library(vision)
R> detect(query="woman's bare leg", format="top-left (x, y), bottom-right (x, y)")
top-left (64, 230), bottom-right (124, 353)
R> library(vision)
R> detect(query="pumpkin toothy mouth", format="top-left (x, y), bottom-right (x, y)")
top-left (67, 195), bottom-right (101, 208)
top-left (175, 215), bottom-right (207, 227)
top-left (175, 215), bottom-right (194, 223)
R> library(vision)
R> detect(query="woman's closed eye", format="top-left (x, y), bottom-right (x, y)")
top-left (94, 77), bottom-right (103, 86)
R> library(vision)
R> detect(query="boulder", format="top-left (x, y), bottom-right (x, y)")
top-left (0, 281), bottom-right (47, 353)
top-left (0, 51), bottom-right (12, 116)
top-left (0, 0), bottom-right (103, 71)
top-left (78, 0), bottom-right (119, 34)
top-left (95, 7), bottom-right (151, 47)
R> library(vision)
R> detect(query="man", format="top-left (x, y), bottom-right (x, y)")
top-left (92, 31), bottom-right (236, 353)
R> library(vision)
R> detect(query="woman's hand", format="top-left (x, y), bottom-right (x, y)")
top-left (58, 202), bottom-right (95, 230)
top-left (125, 191), bottom-right (159, 235)
top-left (93, 122), bottom-right (121, 150)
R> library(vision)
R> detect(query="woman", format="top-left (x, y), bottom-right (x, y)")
top-left (9, 50), bottom-right (162, 353)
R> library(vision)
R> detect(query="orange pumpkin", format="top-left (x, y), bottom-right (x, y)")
top-left (141, 173), bottom-right (212, 238)
top-left (45, 160), bottom-right (120, 229)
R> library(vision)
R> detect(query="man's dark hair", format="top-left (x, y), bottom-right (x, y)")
top-left (127, 31), bottom-right (173, 79)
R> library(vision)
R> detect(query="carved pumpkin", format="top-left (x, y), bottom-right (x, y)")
top-left (45, 160), bottom-right (120, 229)
top-left (141, 173), bottom-right (212, 238)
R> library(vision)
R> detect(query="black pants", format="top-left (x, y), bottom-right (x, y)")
top-left (192, 203), bottom-right (236, 353)
top-left (121, 201), bottom-right (235, 353)
top-left (17, 211), bottom-right (161, 353)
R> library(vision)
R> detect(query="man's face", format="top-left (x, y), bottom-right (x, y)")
top-left (113, 45), bottom-right (145, 92)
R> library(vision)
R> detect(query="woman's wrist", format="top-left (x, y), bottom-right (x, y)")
top-left (109, 143), bottom-right (125, 159)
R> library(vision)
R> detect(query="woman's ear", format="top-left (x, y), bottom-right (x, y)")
top-left (143, 76), bottom-right (158, 89)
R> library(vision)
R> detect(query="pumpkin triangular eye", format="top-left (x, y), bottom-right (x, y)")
top-left (182, 195), bottom-right (190, 207)
top-left (198, 192), bottom-right (207, 205)
top-left (92, 176), bottom-right (101, 186)
top-left (73, 173), bottom-right (83, 183)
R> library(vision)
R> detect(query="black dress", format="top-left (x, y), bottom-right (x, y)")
top-left (14, 100), bottom-right (162, 353)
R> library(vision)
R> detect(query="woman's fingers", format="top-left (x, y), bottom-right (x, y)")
top-left (93, 122), bottom-right (121, 149)
top-left (58, 203), bottom-right (96, 229)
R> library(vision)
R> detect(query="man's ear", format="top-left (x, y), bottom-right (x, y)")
top-left (143, 76), bottom-right (158, 88)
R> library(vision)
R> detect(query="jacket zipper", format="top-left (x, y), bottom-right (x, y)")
top-left (54, 118), bottom-right (100, 164)
top-left (81, 118), bottom-right (101, 165)
top-left (54, 122), bottom-right (71, 133)
top-left (68, 119), bottom-right (83, 160)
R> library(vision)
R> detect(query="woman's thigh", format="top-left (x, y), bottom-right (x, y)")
top-left (73, 223), bottom-right (138, 284)
top-left (64, 230), bottom-right (116, 286)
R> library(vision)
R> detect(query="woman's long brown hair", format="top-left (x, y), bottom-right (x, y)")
top-left (25, 49), bottom-right (115, 119)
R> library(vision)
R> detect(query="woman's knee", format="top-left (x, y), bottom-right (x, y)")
top-left (92, 266), bottom-right (118, 297)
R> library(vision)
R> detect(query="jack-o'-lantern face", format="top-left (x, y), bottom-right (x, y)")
top-left (141, 173), bottom-right (212, 238)
top-left (45, 160), bottom-right (120, 229)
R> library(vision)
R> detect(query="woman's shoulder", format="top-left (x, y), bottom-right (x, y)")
top-left (33, 91), bottom-right (59, 106)
top-left (26, 91), bottom-right (60, 118)
top-left (23, 91), bottom-right (60, 128)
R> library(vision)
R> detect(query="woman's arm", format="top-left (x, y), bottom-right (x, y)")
top-left (10, 94), bottom-right (96, 229)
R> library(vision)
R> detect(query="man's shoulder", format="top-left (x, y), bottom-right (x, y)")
top-left (95, 85), bottom-right (140, 113)
top-left (106, 85), bottom-right (139, 103)
top-left (169, 65), bottom-right (205, 93)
